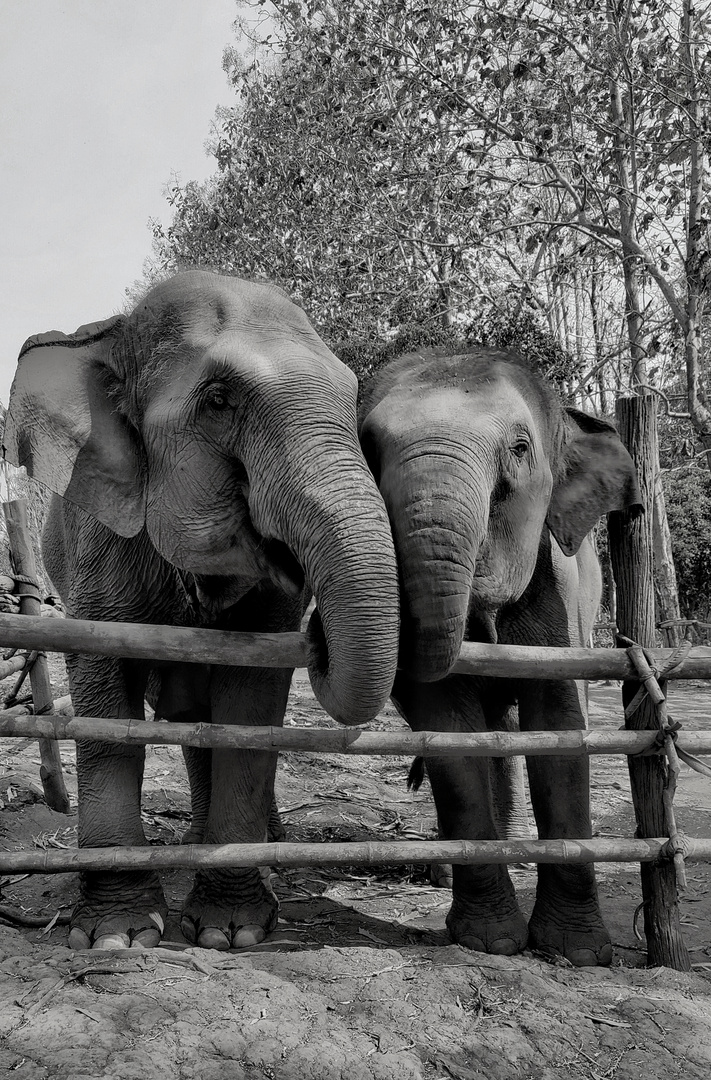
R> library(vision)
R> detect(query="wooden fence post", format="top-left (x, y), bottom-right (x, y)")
top-left (608, 394), bottom-right (690, 970)
top-left (3, 499), bottom-right (71, 814)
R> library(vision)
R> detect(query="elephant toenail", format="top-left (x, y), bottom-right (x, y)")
top-left (489, 937), bottom-right (521, 956)
top-left (232, 923), bottom-right (266, 949)
top-left (92, 933), bottom-right (131, 950)
top-left (568, 944), bottom-right (612, 967)
top-left (131, 928), bottom-right (161, 948)
top-left (68, 927), bottom-right (92, 951)
top-left (197, 927), bottom-right (231, 951)
top-left (180, 916), bottom-right (198, 944)
top-left (458, 935), bottom-right (487, 953)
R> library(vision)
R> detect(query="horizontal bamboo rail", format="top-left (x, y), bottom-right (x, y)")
top-left (2, 713), bottom-right (711, 758)
top-left (3, 837), bottom-right (711, 875)
top-left (2, 612), bottom-right (711, 679)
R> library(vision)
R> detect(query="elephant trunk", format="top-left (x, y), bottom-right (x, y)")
top-left (251, 447), bottom-right (400, 726)
top-left (380, 446), bottom-right (492, 682)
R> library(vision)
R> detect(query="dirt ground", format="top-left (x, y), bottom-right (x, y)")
top-left (2, 656), bottom-right (711, 1078)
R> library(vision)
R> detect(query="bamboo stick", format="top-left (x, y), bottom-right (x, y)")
top-left (2, 836), bottom-right (710, 875)
top-left (2, 713), bottom-right (711, 759)
top-left (0, 694), bottom-right (73, 719)
top-left (3, 501), bottom-right (71, 814)
top-left (3, 611), bottom-right (711, 679)
top-left (0, 654), bottom-right (26, 681)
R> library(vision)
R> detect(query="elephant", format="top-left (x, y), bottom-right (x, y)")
top-left (358, 346), bottom-right (642, 966)
top-left (3, 270), bottom-right (400, 951)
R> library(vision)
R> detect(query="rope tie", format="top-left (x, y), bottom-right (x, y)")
top-left (620, 637), bottom-right (694, 890)
top-left (11, 573), bottom-right (40, 589)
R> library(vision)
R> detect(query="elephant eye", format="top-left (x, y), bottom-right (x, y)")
top-left (205, 385), bottom-right (231, 411)
top-left (510, 438), bottom-right (530, 460)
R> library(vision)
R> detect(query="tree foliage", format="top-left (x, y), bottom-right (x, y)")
top-left (663, 465), bottom-right (711, 622)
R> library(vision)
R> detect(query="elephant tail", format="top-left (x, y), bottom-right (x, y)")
top-left (407, 756), bottom-right (426, 792)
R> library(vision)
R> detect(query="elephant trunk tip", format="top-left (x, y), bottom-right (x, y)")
top-left (305, 607), bottom-right (397, 726)
top-left (398, 623), bottom-right (463, 684)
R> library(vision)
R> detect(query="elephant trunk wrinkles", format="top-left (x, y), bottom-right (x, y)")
top-left (382, 448), bottom-right (492, 682)
top-left (252, 449), bottom-right (400, 727)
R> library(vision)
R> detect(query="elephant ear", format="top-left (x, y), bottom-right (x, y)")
top-left (546, 408), bottom-right (643, 556)
top-left (2, 318), bottom-right (146, 537)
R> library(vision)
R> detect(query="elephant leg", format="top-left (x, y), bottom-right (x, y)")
top-left (394, 674), bottom-right (528, 956)
top-left (150, 664), bottom-right (286, 847)
top-left (180, 662), bottom-right (293, 951)
top-left (493, 754), bottom-right (531, 840)
top-left (68, 657), bottom-right (167, 951)
top-left (182, 747), bottom-right (212, 843)
top-left (490, 705), bottom-right (532, 842)
top-left (150, 663), bottom-right (214, 845)
top-left (425, 705), bottom-right (532, 888)
top-left (181, 746), bottom-right (285, 843)
top-left (519, 679), bottom-right (611, 967)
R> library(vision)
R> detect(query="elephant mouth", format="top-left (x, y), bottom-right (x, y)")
top-left (259, 538), bottom-right (305, 598)
top-left (466, 607), bottom-right (498, 644)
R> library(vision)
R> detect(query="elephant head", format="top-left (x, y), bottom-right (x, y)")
top-left (359, 347), bottom-right (641, 681)
top-left (3, 271), bottom-right (400, 724)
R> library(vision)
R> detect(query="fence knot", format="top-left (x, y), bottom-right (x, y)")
top-left (11, 572), bottom-right (42, 600)
top-left (645, 720), bottom-right (683, 754)
top-left (661, 832), bottom-right (694, 862)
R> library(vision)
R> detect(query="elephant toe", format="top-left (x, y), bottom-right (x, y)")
top-left (180, 915), bottom-right (198, 944)
top-left (197, 926), bottom-right (232, 951)
top-left (459, 933), bottom-right (522, 956)
top-left (567, 947), bottom-right (607, 967)
top-left (92, 933), bottom-right (131, 950)
top-left (131, 926), bottom-right (162, 949)
top-left (68, 927), bottom-right (92, 951)
top-left (232, 923), bottom-right (267, 948)
top-left (456, 934), bottom-right (486, 952)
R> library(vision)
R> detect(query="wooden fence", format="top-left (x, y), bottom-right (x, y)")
top-left (0, 613), bottom-right (709, 882)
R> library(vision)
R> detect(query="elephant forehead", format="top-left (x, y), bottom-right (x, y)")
top-left (206, 329), bottom-right (349, 381)
top-left (365, 382), bottom-right (536, 442)
top-left (145, 271), bottom-right (309, 331)
top-left (139, 328), bottom-right (355, 405)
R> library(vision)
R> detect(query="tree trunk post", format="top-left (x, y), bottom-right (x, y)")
top-left (608, 395), bottom-right (690, 970)
top-left (3, 499), bottom-right (71, 814)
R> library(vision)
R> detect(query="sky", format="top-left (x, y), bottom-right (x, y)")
top-left (0, 0), bottom-right (241, 404)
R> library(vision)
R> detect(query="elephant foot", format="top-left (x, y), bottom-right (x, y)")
top-left (528, 871), bottom-right (612, 967)
top-left (181, 868), bottom-right (278, 950)
top-left (68, 871), bottom-right (168, 951)
top-left (446, 870), bottom-right (528, 955)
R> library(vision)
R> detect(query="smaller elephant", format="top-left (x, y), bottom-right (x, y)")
top-left (359, 347), bottom-right (642, 966)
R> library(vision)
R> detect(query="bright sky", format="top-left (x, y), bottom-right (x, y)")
top-left (0, 0), bottom-right (240, 405)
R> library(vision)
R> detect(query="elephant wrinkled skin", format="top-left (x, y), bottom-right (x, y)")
top-left (359, 347), bottom-right (642, 967)
top-left (2, 271), bottom-right (400, 951)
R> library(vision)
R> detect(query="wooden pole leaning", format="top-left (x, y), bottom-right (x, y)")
top-left (3, 499), bottom-right (71, 814)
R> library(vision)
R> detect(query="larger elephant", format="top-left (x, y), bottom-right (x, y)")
top-left (3, 270), bottom-right (400, 951)
top-left (359, 347), bottom-right (642, 966)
